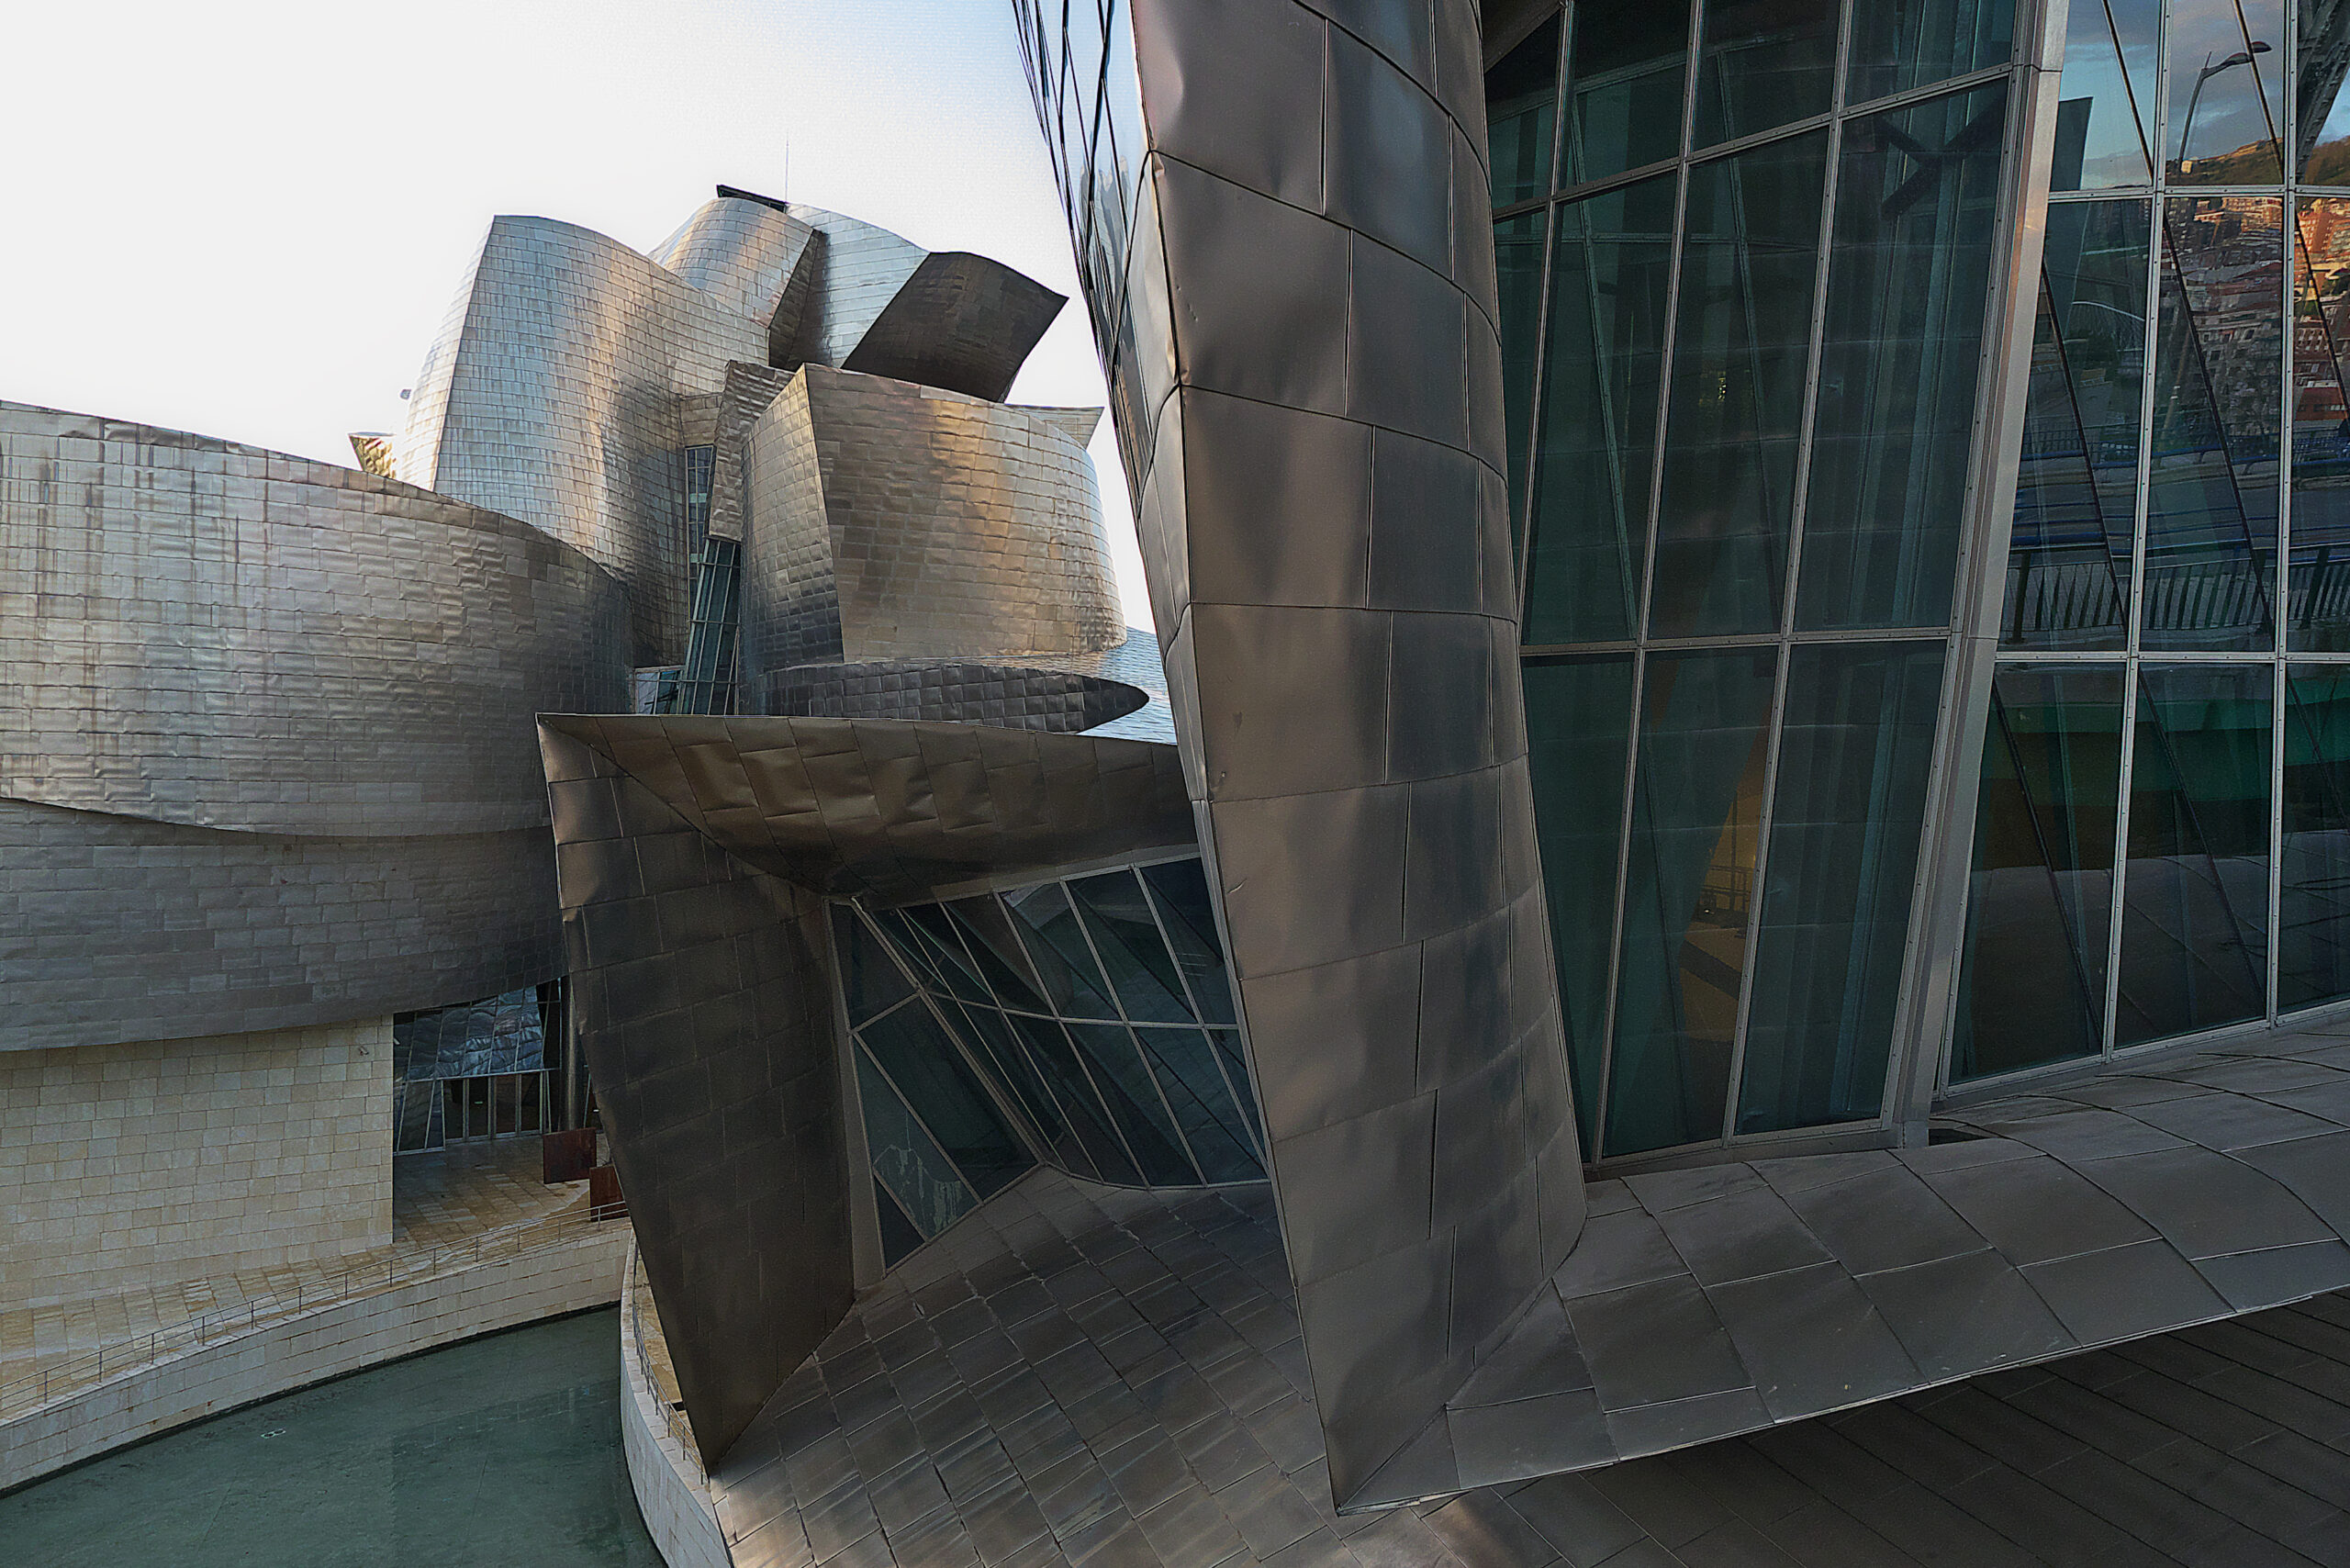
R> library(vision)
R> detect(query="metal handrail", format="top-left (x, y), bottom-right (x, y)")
top-left (624, 1248), bottom-right (699, 1459)
top-left (0, 1198), bottom-right (621, 1420)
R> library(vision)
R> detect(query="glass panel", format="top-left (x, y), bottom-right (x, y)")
top-left (444, 1080), bottom-right (464, 1143)
top-left (1522, 654), bottom-right (1636, 1148)
top-left (1070, 871), bottom-right (1194, 1023)
top-left (1651, 132), bottom-right (1830, 638)
top-left (2282, 665), bottom-right (2350, 1006)
top-left (1525, 174), bottom-right (1676, 644)
top-left (466, 1077), bottom-right (489, 1141)
top-left (2300, 0), bottom-right (2350, 182)
top-left (1140, 859), bottom-right (1237, 1025)
top-left (494, 1075), bottom-right (520, 1136)
top-left (1488, 16), bottom-right (1561, 206)
top-left (2165, 0), bottom-right (2285, 185)
top-left (1002, 882), bottom-right (1120, 1018)
top-left (902, 905), bottom-right (997, 1005)
top-left (1606, 647), bottom-right (1778, 1156)
top-left (856, 1048), bottom-right (976, 1238)
top-left (869, 909), bottom-right (948, 991)
top-left (1693, 0), bottom-right (1836, 149)
top-left (1565, 0), bottom-right (1690, 185)
top-left (858, 1005), bottom-right (1034, 1198)
top-left (2114, 665), bottom-right (2273, 1047)
top-left (1065, 1022), bottom-right (1199, 1183)
top-left (1208, 1030), bottom-right (1267, 1157)
top-left (1131, 1027), bottom-right (1261, 1182)
top-left (2293, 197), bottom-right (2350, 648)
top-left (520, 1072), bottom-right (542, 1135)
top-left (2050, 0), bottom-right (2157, 190)
top-left (1497, 211), bottom-right (1548, 554)
top-left (2144, 197), bottom-right (2282, 652)
top-left (1845, 0), bottom-right (2014, 104)
top-left (2002, 199), bottom-right (2152, 649)
top-left (873, 1176), bottom-right (924, 1264)
top-left (944, 998), bottom-right (1074, 1163)
top-left (1952, 665), bottom-right (2125, 1081)
top-left (1738, 642), bottom-right (1946, 1134)
top-left (1004, 1011), bottom-right (1145, 1185)
top-left (395, 1081), bottom-right (432, 1153)
top-left (835, 908), bottom-right (914, 1025)
top-left (945, 896), bottom-right (1055, 1013)
top-left (1798, 84), bottom-right (2009, 632)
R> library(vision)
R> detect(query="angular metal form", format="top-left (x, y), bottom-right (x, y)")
top-left (539, 714), bottom-right (1192, 908)
top-left (839, 251), bottom-right (1067, 402)
top-left (0, 401), bottom-right (629, 1050)
top-left (541, 719), bottom-right (852, 1464)
top-left (737, 367), bottom-right (1125, 676)
top-left (1013, 0), bottom-right (1585, 1500)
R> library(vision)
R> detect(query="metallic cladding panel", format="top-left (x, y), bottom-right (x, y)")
top-left (775, 205), bottom-right (929, 369)
top-left (838, 251), bottom-right (1068, 402)
top-left (538, 713), bottom-right (1193, 908)
top-left (0, 795), bottom-right (564, 1053)
top-left (394, 215), bottom-right (769, 665)
top-left (539, 718), bottom-right (853, 1464)
top-left (764, 660), bottom-right (1147, 733)
top-left (0, 401), bottom-right (630, 839)
top-left (651, 196), bottom-right (819, 327)
top-left (1014, 0), bottom-right (1585, 1501)
top-left (737, 366), bottom-right (1125, 683)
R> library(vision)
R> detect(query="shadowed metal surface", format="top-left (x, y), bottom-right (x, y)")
top-left (738, 367), bottom-right (1125, 677)
top-left (541, 718), bottom-right (853, 1465)
top-left (540, 714), bottom-right (1193, 908)
top-left (765, 661), bottom-right (1148, 734)
top-left (0, 401), bottom-right (629, 837)
top-left (1015, 0), bottom-right (1585, 1502)
top-left (698, 1108), bottom-right (2350, 1568)
top-left (394, 215), bottom-right (768, 665)
top-left (840, 252), bottom-right (1068, 403)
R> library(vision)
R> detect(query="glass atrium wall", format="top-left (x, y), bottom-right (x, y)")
top-left (1492, 0), bottom-right (2021, 1158)
top-left (834, 857), bottom-right (1266, 1264)
top-left (1957, 0), bottom-right (2350, 1083)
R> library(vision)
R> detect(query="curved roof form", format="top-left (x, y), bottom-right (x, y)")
top-left (839, 251), bottom-right (1067, 402)
top-left (0, 400), bottom-right (630, 839)
top-left (650, 194), bottom-right (817, 326)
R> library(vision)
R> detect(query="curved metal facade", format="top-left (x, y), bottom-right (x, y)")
top-left (0, 401), bottom-right (628, 1052)
top-left (652, 194), bottom-right (818, 328)
top-left (394, 215), bottom-right (770, 665)
top-left (737, 367), bottom-right (1126, 678)
top-left (1014, 0), bottom-right (1584, 1500)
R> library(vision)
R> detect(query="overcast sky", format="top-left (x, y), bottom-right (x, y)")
top-left (0, 0), bottom-right (1150, 627)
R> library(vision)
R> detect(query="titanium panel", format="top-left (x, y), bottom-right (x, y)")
top-left (394, 214), bottom-right (769, 665)
top-left (1014, 0), bottom-right (1586, 1502)
top-left (737, 366), bottom-right (1125, 678)
top-left (0, 401), bottom-right (630, 839)
top-left (772, 205), bottom-right (929, 370)
top-left (541, 718), bottom-right (853, 1464)
top-left (764, 660), bottom-right (1147, 734)
top-left (652, 195), bottom-right (821, 329)
top-left (538, 713), bottom-right (1192, 907)
top-left (839, 251), bottom-right (1067, 402)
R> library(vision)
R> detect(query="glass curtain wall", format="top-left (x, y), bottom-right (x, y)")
top-left (1959, 0), bottom-right (2350, 1082)
top-left (834, 856), bottom-right (1266, 1264)
top-left (391, 989), bottom-right (555, 1155)
top-left (1494, 0), bottom-right (2018, 1159)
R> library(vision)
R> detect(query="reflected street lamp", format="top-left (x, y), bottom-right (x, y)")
top-left (2178, 41), bottom-right (2274, 170)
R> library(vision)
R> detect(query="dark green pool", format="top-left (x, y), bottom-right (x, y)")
top-left (0, 1309), bottom-right (661, 1567)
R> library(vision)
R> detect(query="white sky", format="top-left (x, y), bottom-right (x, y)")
top-left (0, 0), bottom-right (1151, 630)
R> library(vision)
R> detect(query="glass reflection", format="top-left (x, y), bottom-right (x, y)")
top-left (2281, 665), bottom-right (2350, 1007)
top-left (2052, 0), bottom-right (2158, 190)
top-left (2003, 200), bottom-right (2151, 649)
top-left (1798, 84), bottom-right (2009, 632)
top-left (2144, 197), bottom-right (2281, 651)
top-left (1489, 17), bottom-right (1561, 206)
top-left (1522, 654), bottom-right (1636, 1147)
top-left (1525, 175), bottom-right (1675, 644)
top-left (1846, 0), bottom-right (2015, 105)
top-left (1953, 666), bottom-right (2124, 1082)
top-left (1069, 871), bottom-right (1193, 1023)
top-left (1064, 1021), bottom-right (1196, 1184)
top-left (1693, 0), bottom-right (1836, 149)
top-left (1607, 647), bottom-right (1777, 1156)
top-left (1565, 0), bottom-right (1690, 185)
top-left (2300, 0), bottom-right (2350, 181)
top-left (1139, 859), bottom-right (1237, 1025)
top-left (2293, 197), bottom-right (2350, 647)
top-left (2114, 665), bottom-right (2272, 1046)
top-left (856, 1048), bottom-right (978, 1242)
top-left (858, 1004), bottom-right (1033, 1198)
top-left (1131, 1027), bottom-right (1258, 1182)
top-left (1739, 642), bottom-right (1945, 1134)
top-left (2164, 0), bottom-right (2284, 185)
top-left (835, 908), bottom-right (913, 1024)
top-left (1652, 132), bottom-right (1829, 637)
top-left (1497, 211), bottom-right (1547, 554)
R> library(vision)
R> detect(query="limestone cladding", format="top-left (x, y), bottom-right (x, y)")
top-left (0, 1019), bottom-right (394, 1312)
